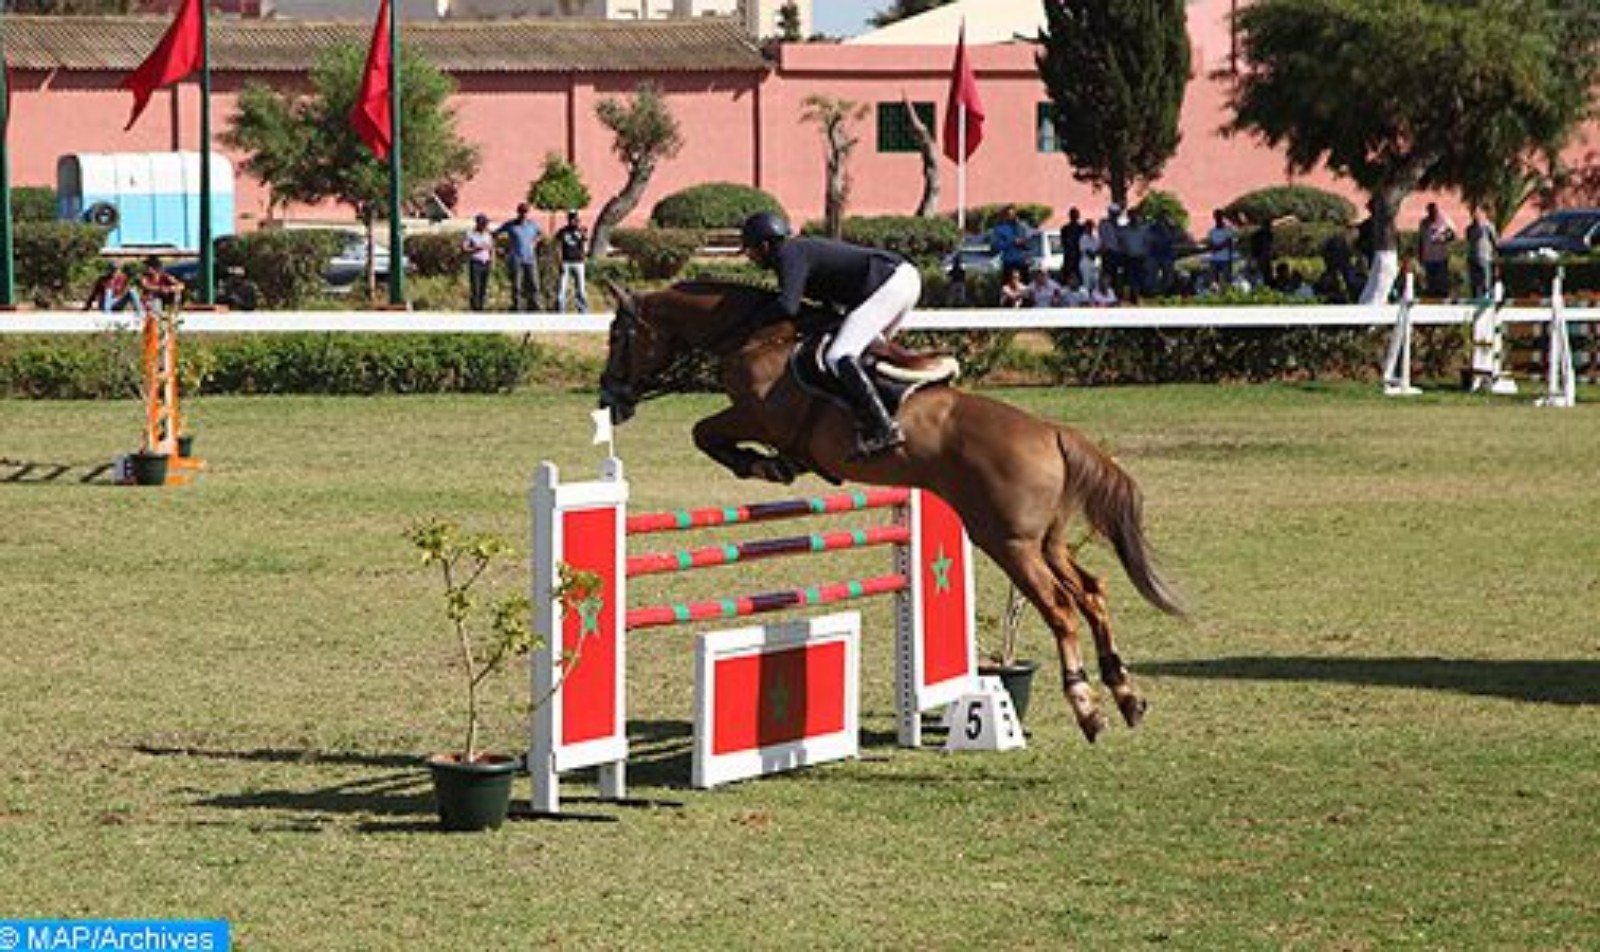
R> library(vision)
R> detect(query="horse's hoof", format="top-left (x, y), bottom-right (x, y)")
top-left (1116, 693), bottom-right (1148, 729)
top-left (1077, 711), bottom-right (1107, 743)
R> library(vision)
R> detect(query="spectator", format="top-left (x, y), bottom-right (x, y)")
top-left (1418, 202), bottom-right (1457, 298)
top-left (1098, 205), bottom-right (1125, 298)
top-left (944, 258), bottom-right (969, 307)
top-left (84, 263), bottom-right (143, 315)
top-left (1249, 218), bottom-right (1275, 287)
top-left (987, 204), bottom-right (1032, 278)
top-left (496, 203), bottom-right (543, 312)
top-left (998, 268), bottom-right (1028, 308)
top-left (1206, 210), bottom-right (1237, 287)
top-left (139, 256), bottom-right (185, 314)
top-left (1024, 264), bottom-right (1063, 308)
top-left (462, 213), bottom-right (495, 311)
top-left (1465, 207), bottom-right (1497, 300)
top-left (1120, 209), bottom-right (1150, 302)
top-left (1077, 217), bottom-right (1101, 290)
top-left (1149, 215), bottom-right (1179, 296)
top-left (1089, 273), bottom-right (1119, 307)
top-left (1059, 207), bottom-right (1085, 284)
top-left (1320, 229), bottom-right (1362, 303)
top-left (1059, 270), bottom-right (1091, 307)
top-left (555, 210), bottom-right (590, 313)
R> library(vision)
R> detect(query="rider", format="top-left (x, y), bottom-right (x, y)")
top-left (739, 212), bottom-right (921, 456)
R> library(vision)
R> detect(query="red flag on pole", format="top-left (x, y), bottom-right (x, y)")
top-left (941, 24), bottom-right (985, 163)
top-left (119, 0), bottom-right (204, 131)
top-left (350, 0), bottom-right (394, 160)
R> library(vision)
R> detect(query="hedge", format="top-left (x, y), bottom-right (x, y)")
top-left (837, 215), bottom-right (961, 265)
top-left (0, 333), bottom-right (554, 398)
top-left (948, 203), bottom-right (1055, 233)
top-left (405, 231), bottom-right (470, 278)
top-left (11, 186), bottom-right (58, 223)
top-left (649, 182), bottom-right (785, 230)
top-left (13, 221), bottom-right (108, 306)
top-left (1224, 185), bottom-right (1356, 226)
top-left (216, 230), bottom-right (344, 309)
top-left (608, 228), bottom-right (705, 280)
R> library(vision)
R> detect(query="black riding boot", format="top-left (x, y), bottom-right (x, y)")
top-left (834, 355), bottom-right (905, 457)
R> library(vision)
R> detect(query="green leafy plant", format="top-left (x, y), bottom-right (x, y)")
top-left (407, 518), bottom-right (602, 763)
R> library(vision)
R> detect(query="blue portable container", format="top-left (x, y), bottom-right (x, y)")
top-left (56, 152), bottom-right (236, 252)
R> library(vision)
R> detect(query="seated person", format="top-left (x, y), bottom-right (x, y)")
top-left (1089, 274), bottom-right (1119, 307)
top-left (1059, 271), bottom-right (1091, 307)
top-left (998, 268), bottom-right (1028, 309)
top-left (139, 256), bottom-right (186, 314)
top-left (83, 264), bottom-right (143, 314)
top-left (1024, 265), bottom-right (1063, 308)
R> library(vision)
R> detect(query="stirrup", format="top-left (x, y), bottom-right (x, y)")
top-left (851, 421), bottom-right (905, 459)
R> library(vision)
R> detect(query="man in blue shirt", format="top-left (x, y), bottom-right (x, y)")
top-left (988, 204), bottom-right (1032, 281)
top-left (496, 203), bottom-right (543, 312)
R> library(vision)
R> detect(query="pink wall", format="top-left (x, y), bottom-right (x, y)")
top-left (8, 11), bottom-right (1594, 238)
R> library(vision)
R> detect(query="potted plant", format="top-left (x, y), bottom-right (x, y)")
top-left (98, 311), bottom-right (171, 485)
top-left (407, 517), bottom-right (600, 832)
top-left (174, 346), bottom-right (218, 459)
top-left (978, 585), bottom-right (1041, 721)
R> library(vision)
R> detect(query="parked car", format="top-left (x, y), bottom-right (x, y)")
top-left (1497, 208), bottom-right (1600, 258)
top-left (944, 230), bottom-right (1065, 277)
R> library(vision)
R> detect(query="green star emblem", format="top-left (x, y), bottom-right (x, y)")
top-left (577, 594), bottom-right (605, 638)
top-left (930, 546), bottom-right (953, 593)
top-left (766, 674), bottom-right (793, 727)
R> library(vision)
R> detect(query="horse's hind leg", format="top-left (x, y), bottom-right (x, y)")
top-left (1044, 537), bottom-right (1147, 728)
top-left (991, 540), bottom-right (1107, 742)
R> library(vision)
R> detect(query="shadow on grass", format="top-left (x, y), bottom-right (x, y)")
top-left (1141, 656), bottom-right (1600, 706)
top-left (1, 457), bottom-right (116, 485)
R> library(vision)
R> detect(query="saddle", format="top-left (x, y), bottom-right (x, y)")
top-left (788, 334), bottom-right (960, 414)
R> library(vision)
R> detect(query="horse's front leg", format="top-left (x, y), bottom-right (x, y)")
top-left (693, 408), bottom-right (800, 484)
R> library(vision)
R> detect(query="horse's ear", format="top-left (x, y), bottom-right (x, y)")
top-left (604, 278), bottom-right (635, 313)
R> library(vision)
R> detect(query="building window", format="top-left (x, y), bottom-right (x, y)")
top-left (877, 101), bottom-right (935, 153)
top-left (1037, 103), bottom-right (1065, 153)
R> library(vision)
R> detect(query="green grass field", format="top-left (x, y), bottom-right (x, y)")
top-left (1, 383), bottom-right (1596, 950)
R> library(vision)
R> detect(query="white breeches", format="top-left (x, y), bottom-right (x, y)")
top-left (824, 262), bottom-right (922, 370)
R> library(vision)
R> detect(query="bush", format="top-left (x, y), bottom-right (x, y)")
top-left (1135, 190), bottom-right (1191, 231)
top-left (1224, 185), bottom-right (1356, 226)
top-left (650, 182), bottom-right (784, 230)
top-left (11, 186), bottom-right (57, 223)
top-left (948, 203), bottom-right (1054, 234)
top-left (1500, 256), bottom-right (1600, 297)
top-left (528, 153), bottom-right (591, 216)
top-left (405, 231), bottom-right (469, 279)
top-left (837, 215), bottom-right (961, 264)
top-left (220, 230), bottom-right (343, 309)
top-left (13, 221), bottom-right (107, 306)
top-left (1270, 221), bottom-right (1352, 260)
top-left (608, 228), bottom-right (704, 280)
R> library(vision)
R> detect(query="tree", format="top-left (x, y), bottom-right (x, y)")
top-left (1036, 0), bottom-right (1191, 208)
top-left (900, 95), bottom-right (940, 217)
top-left (591, 83), bottom-right (683, 259)
top-left (527, 152), bottom-right (591, 226)
top-left (223, 44), bottom-right (479, 297)
top-left (1228, 0), bottom-right (1599, 302)
top-left (869, 0), bottom-right (954, 28)
top-left (777, 2), bottom-right (802, 42)
top-left (801, 94), bottom-right (868, 238)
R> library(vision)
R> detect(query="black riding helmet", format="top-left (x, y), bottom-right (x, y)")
top-left (740, 212), bottom-right (790, 251)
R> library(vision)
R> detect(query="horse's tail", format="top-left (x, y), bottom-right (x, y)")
top-left (1058, 428), bottom-right (1186, 617)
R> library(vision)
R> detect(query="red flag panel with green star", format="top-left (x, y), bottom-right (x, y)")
top-left (711, 641), bottom-right (848, 755)
top-left (560, 506), bottom-right (620, 746)
top-left (917, 492), bottom-right (972, 688)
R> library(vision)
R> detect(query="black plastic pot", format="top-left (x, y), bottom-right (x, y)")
top-left (426, 753), bottom-right (520, 832)
top-left (176, 434), bottom-right (195, 458)
top-left (978, 659), bottom-right (1041, 722)
top-left (129, 451), bottom-right (170, 487)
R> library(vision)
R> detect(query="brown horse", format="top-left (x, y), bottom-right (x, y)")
top-left (599, 280), bottom-right (1184, 741)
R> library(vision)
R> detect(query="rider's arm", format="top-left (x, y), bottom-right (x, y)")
top-left (773, 247), bottom-right (809, 318)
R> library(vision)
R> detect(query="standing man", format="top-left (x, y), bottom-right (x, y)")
top-left (555, 210), bottom-right (589, 314)
top-left (1418, 202), bottom-right (1457, 299)
top-left (496, 203), bottom-right (542, 312)
top-left (1059, 207), bottom-right (1085, 285)
top-left (462, 213), bottom-right (495, 311)
top-left (1206, 209), bottom-right (1237, 289)
top-left (987, 204), bottom-right (1031, 284)
top-left (1465, 207), bottom-right (1498, 301)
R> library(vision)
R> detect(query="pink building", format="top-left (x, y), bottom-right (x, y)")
top-left (4, 8), bottom-right (1585, 235)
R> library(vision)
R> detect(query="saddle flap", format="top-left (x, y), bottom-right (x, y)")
top-left (788, 334), bottom-right (956, 415)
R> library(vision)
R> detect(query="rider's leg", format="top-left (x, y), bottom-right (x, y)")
top-left (825, 264), bottom-right (921, 454)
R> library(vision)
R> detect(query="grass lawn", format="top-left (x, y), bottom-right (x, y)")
top-left (1, 383), bottom-right (1596, 950)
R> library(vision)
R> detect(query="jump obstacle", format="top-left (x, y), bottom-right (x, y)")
top-left (528, 457), bottom-right (978, 812)
top-left (113, 310), bottom-right (206, 485)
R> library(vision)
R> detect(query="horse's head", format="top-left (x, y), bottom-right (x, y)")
top-left (598, 279), bottom-right (670, 425)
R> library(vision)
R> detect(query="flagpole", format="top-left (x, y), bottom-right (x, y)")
top-left (386, 0), bottom-right (405, 307)
top-left (1, 47), bottom-right (14, 308)
top-left (197, 0), bottom-right (214, 306)
top-left (956, 108), bottom-right (966, 234)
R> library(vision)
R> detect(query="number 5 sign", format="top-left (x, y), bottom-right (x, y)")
top-left (943, 676), bottom-right (1026, 752)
